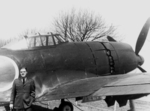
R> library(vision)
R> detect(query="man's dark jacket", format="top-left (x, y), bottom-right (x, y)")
top-left (10, 78), bottom-right (35, 109)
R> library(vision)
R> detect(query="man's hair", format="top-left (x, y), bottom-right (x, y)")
top-left (20, 67), bottom-right (27, 72)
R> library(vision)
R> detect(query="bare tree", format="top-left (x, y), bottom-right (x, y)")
top-left (18, 29), bottom-right (39, 38)
top-left (53, 10), bottom-right (117, 42)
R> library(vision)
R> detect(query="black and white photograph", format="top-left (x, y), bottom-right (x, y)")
top-left (0, 0), bottom-right (150, 111)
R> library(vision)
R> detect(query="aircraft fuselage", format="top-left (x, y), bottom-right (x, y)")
top-left (0, 41), bottom-right (138, 75)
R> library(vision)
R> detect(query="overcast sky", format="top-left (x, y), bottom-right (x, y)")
top-left (0, 0), bottom-right (149, 40)
top-left (0, 0), bottom-right (150, 70)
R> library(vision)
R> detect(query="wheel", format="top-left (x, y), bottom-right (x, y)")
top-left (59, 101), bottom-right (74, 111)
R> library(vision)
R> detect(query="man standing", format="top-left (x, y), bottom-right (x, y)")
top-left (10, 67), bottom-right (35, 111)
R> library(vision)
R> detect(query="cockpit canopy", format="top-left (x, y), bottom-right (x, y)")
top-left (2, 34), bottom-right (66, 50)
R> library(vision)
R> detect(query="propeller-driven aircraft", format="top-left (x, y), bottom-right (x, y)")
top-left (0, 18), bottom-right (150, 111)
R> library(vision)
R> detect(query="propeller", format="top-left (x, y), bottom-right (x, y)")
top-left (137, 65), bottom-right (146, 72)
top-left (135, 18), bottom-right (150, 72)
top-left (107, 36), bottom-right (117, 42)
top-left (135, 18), bottom-right (150, 55)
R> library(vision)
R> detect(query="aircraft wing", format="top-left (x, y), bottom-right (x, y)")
top-left (92, 72), bottom-right (150, 96)
top-left (36, 72), bottom-right (150, 104)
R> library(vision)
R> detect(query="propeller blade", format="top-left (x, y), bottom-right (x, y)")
top-left (137, 66), bottom-right (147, 72)
top-left (135, 18), bottom-right (150, 55)
top-left (107, 36), bottom-right (117, 42)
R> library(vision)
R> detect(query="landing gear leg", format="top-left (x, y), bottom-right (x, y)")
top-left (4, 105), bottom-right (10, 111)
top-left (59, 99), bottom-right (74, 111)
top-left (128, 100), bottom-right (135, 111)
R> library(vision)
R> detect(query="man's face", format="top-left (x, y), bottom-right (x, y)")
top-left (20, 68), bottom-right (27, 78)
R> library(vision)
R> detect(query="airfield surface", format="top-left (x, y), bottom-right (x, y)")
top-left (72, 99), bottom-right (150, 111)
top-left (0, 99), bottom-right (150, 111)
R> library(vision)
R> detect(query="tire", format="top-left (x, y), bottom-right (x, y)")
top-left (59, 101), bottom-right (74, 111)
